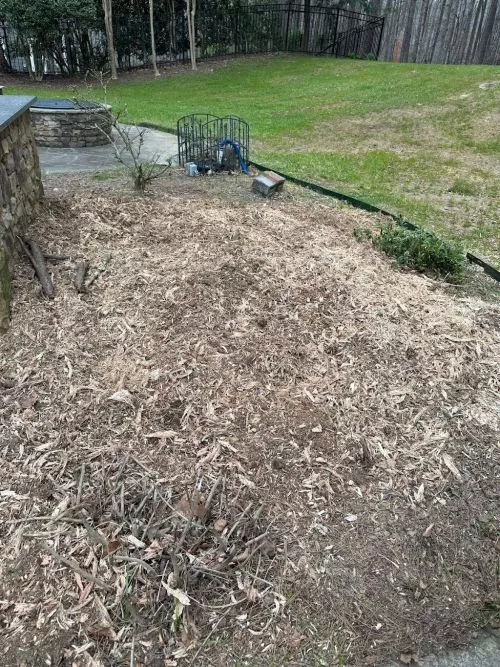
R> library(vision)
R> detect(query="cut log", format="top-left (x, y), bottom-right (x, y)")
top-left (0, 246), bottom-right (11, 333)
top-left (74, 260), bottom-right (89, 293)
top-left (23, 238), bottom-right (55, 299)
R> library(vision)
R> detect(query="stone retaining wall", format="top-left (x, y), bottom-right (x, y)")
top-left (0, 98), bottom-right (43, 252)
top-left (30, 106), bottom-right (112, 148)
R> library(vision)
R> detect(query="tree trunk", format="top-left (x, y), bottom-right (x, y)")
top-left (186, 0), bottom-right (197, 70)
top-left (102, 0), bottom-right (118, 80)
top-left (0, 41), bottom-right (11, 73)
top-left (169, 0), bottom-right (176, 58)
top-left (191, 0), bottom-right (197, 70)
top-left (149, 0), bottom-right (160, 76)
top-left (24, 42), bottom-right (35, 80)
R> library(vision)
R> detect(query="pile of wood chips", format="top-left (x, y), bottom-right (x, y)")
top-left (0, 181), bottom-right (498, 666)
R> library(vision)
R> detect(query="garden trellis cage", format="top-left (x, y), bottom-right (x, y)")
top-left (177, 114), bottom-right (250, 173)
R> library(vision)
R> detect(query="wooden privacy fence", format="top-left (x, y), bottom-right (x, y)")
top-left (356, 0), bottom-right (500, 65)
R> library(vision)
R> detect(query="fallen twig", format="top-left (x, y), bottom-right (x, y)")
top-left (113, 554), bottom-right (156, 573)
top-left (189, 607), bottom-right (233, 665)
top-left (203, 475), bottom-right (222, 521)
top-left (20, 238), bottom-right (54, 298)
top-left (44, 543), bottom-right (114, 592)
top-left (76, 463), bottom-right (86, 505)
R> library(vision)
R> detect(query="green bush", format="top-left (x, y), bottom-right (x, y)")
top-left (0, 0), bottom-right (97, 79)
top-left (373, 223), bottom-right (464, 283)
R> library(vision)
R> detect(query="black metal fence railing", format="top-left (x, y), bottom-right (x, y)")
top-left (197, 4), bottom-right (384, 61)
top-left (0, 3), bottom-right (384, 77)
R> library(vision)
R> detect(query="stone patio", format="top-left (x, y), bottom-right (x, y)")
top-left (38, 124), bottom-right (178, 174)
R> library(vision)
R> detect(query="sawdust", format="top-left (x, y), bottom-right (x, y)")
top-left (0, 175), bottom-right (499, 666)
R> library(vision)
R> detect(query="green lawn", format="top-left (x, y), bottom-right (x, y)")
top-left (11, 55), bottom-right (500, 264)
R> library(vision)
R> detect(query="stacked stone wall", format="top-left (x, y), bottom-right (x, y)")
top-left (0, 109), bottom-right (43, 251)
top-left (30, 107), bottom-right (112, 148)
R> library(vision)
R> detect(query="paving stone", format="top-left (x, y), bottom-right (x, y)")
top-left (38, 125), bottom-right (179, 174)
top-left (252, 170), bottom-right (285, 196)
top-left (384, 631), bottom-right (500, 667)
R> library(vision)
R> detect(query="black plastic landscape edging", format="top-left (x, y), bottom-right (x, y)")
top-left (136, 121), bottom-right (500, 284)
top-left (249, 160), bottom-right (500, 284)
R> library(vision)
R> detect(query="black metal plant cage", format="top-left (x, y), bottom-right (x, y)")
top-left (177, 114), bottom-right (250, 173)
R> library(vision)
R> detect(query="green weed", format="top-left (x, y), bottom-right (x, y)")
top-left (374, 223), bottom-right (464, 283)
top-left (92, 167), bottom-right (125, 181)
top-left (479, 599), bottom-right (500, 627)
top-left (448, 179), bottom-right (479, 196)
top-left (353, 226), bottom-right (373, 242)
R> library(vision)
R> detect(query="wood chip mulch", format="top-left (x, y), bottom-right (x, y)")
top-left (0, 181), bottom-right (499, 666)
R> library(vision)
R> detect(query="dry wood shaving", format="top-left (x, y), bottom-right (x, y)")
top-left (0, 180), bottom-right (499, 666)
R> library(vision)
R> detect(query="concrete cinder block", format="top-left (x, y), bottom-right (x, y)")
top-left (252, 170), bottom-right (286, 197)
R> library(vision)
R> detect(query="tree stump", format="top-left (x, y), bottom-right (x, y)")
top-left (0, 246), bottom-right (11, 333)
